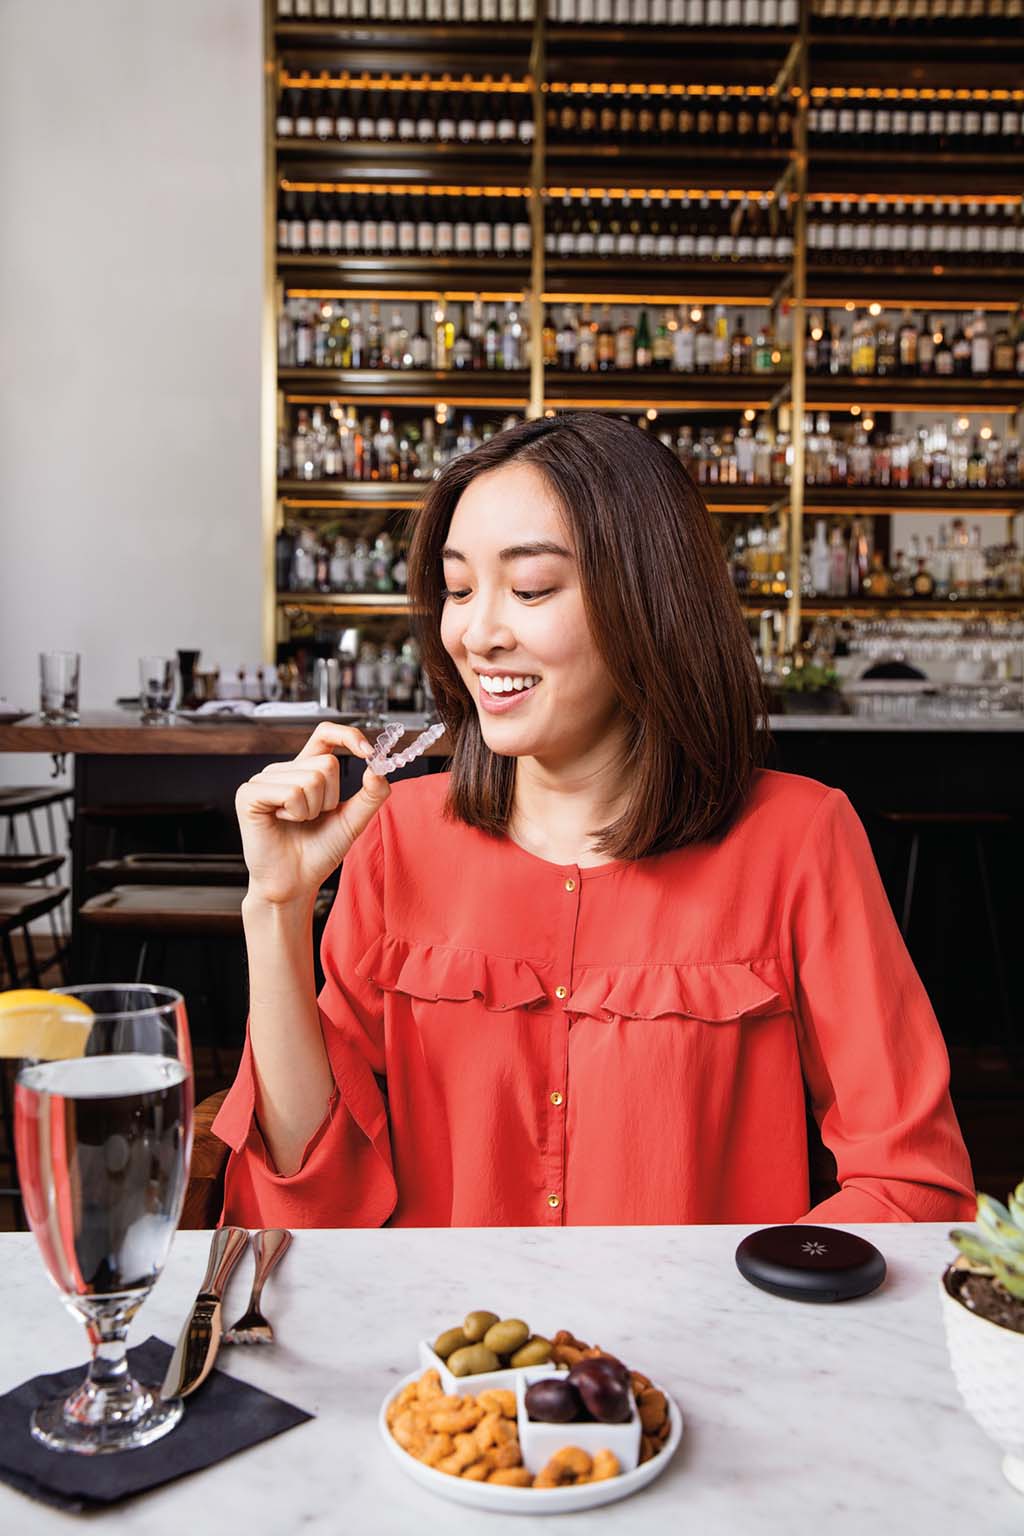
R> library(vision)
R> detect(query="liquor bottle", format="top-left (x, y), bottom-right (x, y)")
top-left (652, 311), bottom-right (674, 369)
top-left (917, 313), bottom-right (935, 374)
top-left (694, 311), bottom-right (714, 373)
top-left (897, 310), bottom-right (918, 373)
top-left (635, 309), bottom-right (653, 369)
top-left (615, 311), bottom-right (636, 370)
top-left (970, 309), bottom-right (991, 374)
top-left (674, 309), bottom-right (696, 372)
top-left (730, 313), bottom-right (752, 373)
top-left (810, 521), bottom-right (831, 595)
top-left (597, 305), bottom-right (616, 371)
top-left (950, 317), bottom-right (972, 376)
top-left (557, 306), bottom-right (579, 370)
top-left (577, 304), bottom-right (598, 371)
top-left (711, 305), bottom-right (730, 373)
top-left (933, 324), bottom-right (954, 375)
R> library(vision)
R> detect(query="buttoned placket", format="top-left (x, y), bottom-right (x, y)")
top-left (541, 868), bottom-right (581, 1226)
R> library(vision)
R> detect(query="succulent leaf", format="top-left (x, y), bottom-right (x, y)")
top-left (949, 1229), bottom-right (998, 1269)
top-left (990, 1256), bottom-right (1024, 1303)
top-left (1008, 1182), bottom-right (1024, 1230)
top-left (977, 1194), bottom-right (1024, 1253)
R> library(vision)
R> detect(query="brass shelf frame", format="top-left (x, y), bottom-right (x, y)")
top-left (265, 0), bottom-right (1024, 653)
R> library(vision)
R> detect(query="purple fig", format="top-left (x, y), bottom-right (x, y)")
top-left (525, 1378), bottom-right (582, 1424)
top-left (567, 1354), bottom-right (630, 1390)
top-left (567, 1359), bottom-right (632, 1423)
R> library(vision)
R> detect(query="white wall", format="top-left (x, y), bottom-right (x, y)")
top-left (0, 0), bottom-right (265, 762)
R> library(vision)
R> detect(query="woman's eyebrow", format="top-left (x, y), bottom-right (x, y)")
top-left (441, 541), bottom-right (573, 562)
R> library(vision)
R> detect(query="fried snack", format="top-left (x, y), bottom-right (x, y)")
top-left (587, 1450), bottom-right (621, 1483)
top-left (488, 1467), bottom-right (533, 1487)
top-left (534, 1446), bottom-right (594, 1488)
top-left (477, 1388), bottom-right (516, 1418)
top-left (416, 1369), bottom-right (444, 1402)
top-left (638, 1388), bottom-right (668, 1434)
top-left (392, 1370), bottom-right (527, 1484)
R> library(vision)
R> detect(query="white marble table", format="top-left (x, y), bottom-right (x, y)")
top-left (0, 1224), bottom-right (1016, 1533)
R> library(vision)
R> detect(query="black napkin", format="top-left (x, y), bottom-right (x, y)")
top-left (0, 1335), bottom-right (313, 1513)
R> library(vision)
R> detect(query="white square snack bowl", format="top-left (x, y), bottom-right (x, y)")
top-left (417, 1339), bottom-right (566, 1396)
top-left (516, 1365), bottom-right (641, 1476)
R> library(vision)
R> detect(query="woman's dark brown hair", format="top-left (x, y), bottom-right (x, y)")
top-left (406, 411), bottom-right (767, 860)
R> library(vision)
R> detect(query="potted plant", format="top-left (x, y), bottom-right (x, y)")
top-left (772, 659), bottom-right (845, 715)
top-left (941, 1181), bottom-right (1024, 1492)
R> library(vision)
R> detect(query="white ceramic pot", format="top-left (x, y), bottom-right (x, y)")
top-left (940, 1264), bottom-right (1024, 1493)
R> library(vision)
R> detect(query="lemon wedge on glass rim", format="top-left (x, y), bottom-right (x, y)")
top-left (0, 989), bottom-right (94, 1059)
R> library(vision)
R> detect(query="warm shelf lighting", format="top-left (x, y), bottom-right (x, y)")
top-left (980, 425), bottom-right (993, 441)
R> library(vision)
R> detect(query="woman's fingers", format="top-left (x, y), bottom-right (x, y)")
top-left (296, 722), bottom-right (374, 763)
top-left (240, 757), bottom-right (339, 822)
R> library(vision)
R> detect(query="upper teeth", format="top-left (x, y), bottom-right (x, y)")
top-left (480, 674), bottom-right (540, 694)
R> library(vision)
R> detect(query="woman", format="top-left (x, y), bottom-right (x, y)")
top-left (214, 412), bottom-right (975, 1227)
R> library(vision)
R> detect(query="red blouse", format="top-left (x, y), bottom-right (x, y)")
top-left (214, 768), bottom-right (976, 1228)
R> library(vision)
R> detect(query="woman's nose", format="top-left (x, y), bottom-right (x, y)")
top-left (460, 596), bottom-right (516, 655)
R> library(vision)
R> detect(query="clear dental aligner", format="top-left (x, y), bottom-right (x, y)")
top-left (366, 722), bottom-right (445, 776)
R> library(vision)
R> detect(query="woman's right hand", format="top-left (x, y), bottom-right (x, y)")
top-left (235, 723), bottom-right (391, 906)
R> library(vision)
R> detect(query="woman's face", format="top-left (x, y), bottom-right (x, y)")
top-left (439, 461), bottom-right (624, 769)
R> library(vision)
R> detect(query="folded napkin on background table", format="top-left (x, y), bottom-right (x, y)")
top-left (0, 1336), bottom-right (313, 1513)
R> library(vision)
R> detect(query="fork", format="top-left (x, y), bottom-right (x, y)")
top-left (223, 1228), bottom-right (293, 1345)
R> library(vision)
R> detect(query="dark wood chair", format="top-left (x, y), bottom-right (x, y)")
top-left (181, 1088), bottom-right (230, 1229)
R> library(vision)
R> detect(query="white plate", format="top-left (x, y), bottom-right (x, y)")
top-left (378, 1368), bottom-right (683, 1514)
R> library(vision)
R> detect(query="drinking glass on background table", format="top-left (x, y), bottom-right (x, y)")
top-left (139, 656), bottom-right (176, 722)
top-left (39, 651), bottom-right (80, 724)
top-left (14, 985), bottom-right (194, 1454)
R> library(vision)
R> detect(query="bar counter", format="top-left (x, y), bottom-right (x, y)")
top-left (0, 712), bottom-right (450, 757)
top-left (0, 1223), bottom-right (1015, 1533)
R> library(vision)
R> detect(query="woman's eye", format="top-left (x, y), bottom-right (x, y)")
top-left (440, 588), bottom-right (470, 600)
top-left (513, 589), bottom-right (554, 601)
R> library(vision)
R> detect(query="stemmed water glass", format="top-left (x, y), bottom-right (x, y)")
top-left (14, 985), bottom-right (194, 1455)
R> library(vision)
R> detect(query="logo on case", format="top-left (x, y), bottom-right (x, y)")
top-left (801, 1240), bottom-right (828, 1256)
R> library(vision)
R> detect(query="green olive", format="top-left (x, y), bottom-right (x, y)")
top-left (483, 1318), bottom-right (530, 1357)
top-left (447, 1344), bottom-right (502, 1377)
top-left (462, 1310), bottom-right (500, 1343)
top-left (509, 1336), bottom-right (552, 1368)
top-left (433, 1327), bottom-right (469, 1360)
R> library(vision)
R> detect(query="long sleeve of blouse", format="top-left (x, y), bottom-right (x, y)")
top-left (213, 768), bottom-right (976, 1229)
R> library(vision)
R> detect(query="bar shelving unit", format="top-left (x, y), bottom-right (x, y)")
top-left (265, 0), bottom-right (1024, 651)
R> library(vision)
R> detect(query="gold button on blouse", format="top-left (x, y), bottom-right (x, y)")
top-left (550, 1090), bottom-right (564, 1106)
top-left (564, 878), bottom-right (576, 892)
top-left (547, 1194), bottom-right (561, 1209)
top-left (555, 985), bottom-right (568, 1000)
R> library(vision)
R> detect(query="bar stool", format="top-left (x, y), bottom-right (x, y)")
top-left (0, 883), bottom-right (71, 1219)
top-left (79, 883), bottom-right (333, 1082)
top-left (0, 787), bottom-right (73, 971)
top-left (88, 853), bottom-right (249, 888)
top-left (77, 802), bottom-right (219, 861)
top-left (881, 810), bottom-right (1016, 1053)
top-left (0, 854), bottom-right (65, 884)
top-left (0, 884), bottom-right (71, 987)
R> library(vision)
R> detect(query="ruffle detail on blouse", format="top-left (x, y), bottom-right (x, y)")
top-left (565, 960), bottom-right (782, 1023)
top-left (356, 932), bottom-right (549, 1013)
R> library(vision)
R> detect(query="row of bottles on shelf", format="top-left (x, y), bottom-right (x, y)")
top-left (730, 517), bottom-right (1024, 601)
top-left (277, 189), bottom-right (532, 256)
top-left (279, 402), bottom-right (1021, 488)
top-left (278, 0), bottom-right (536, 19)
top-left (278, 297), bottom-right (792, 374)
top-left (544, 88), bottom-right (794, 147)
top-left (278, 526), bottom-right (409, 594)
top-left (544, 191), bottom-right (794, 261)
top-left (813, 0), bottom-right (1023, 31)
top-left (276, 187), bottom-right (1024, 266)
top-left (808, 198), bottom-right (1024, 265)
top-left (805, 307), bottom-right (1024, 377)
top-left (679, 415), bottom-right (1020, 489)
top-left (280, 636), bottom-right (430, 717)
top-left (279, 297), bottom-right (530, 371)
top-left (276, 81), bottom-right (534, 145)
top-left (281, 406), bottom-right (518, 481)
top-left (808, 97), bottom-right (1024, 153)
top-left (276, 0), bottom-right (798, 23)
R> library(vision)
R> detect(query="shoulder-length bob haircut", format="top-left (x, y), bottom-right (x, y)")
top-left (406, 411), bottom-right (767, 861)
